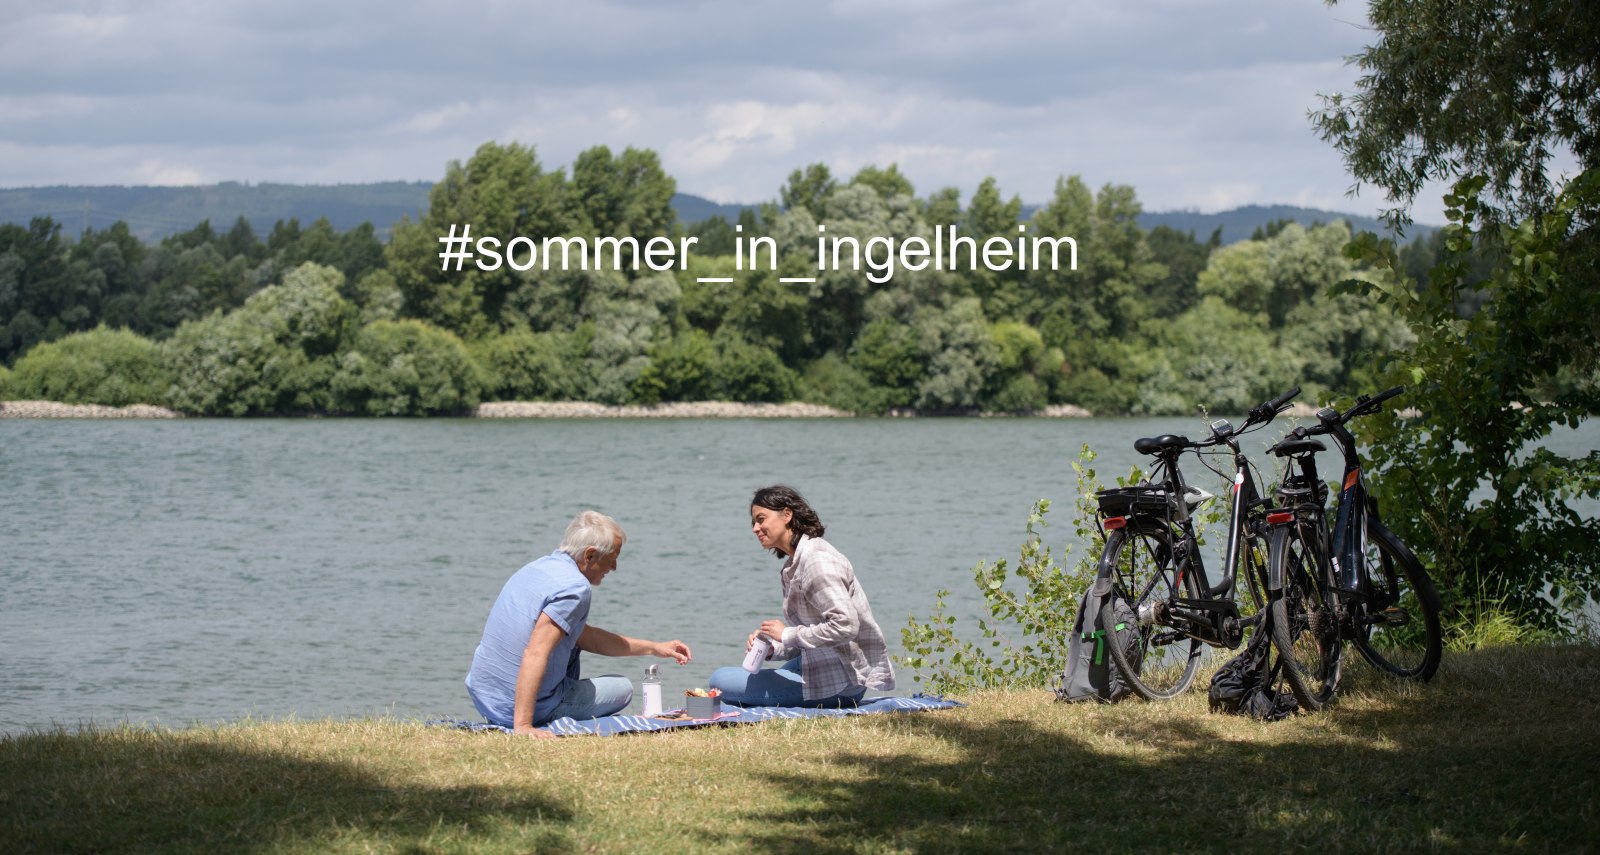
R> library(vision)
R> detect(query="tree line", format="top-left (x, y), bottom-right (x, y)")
top-left (2, 143), bottom-right (1470, 416)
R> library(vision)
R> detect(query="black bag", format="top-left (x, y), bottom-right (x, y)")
top-left (1054, 578), bottom-right (1140, 703)
top-left (1208, 624), bottom-right (1298, 721)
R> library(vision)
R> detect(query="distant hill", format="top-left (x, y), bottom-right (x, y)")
top-left (0, 182), bottom-right (433, 242)
top-left (1134, 204), bottom-right (1430, 244)
top-left (0, 183), bottom-right (1431, 245)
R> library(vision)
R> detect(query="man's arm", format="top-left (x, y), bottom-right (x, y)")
top-left (576, 625), bottom-right (691, 663)
top-left (512, 613), bottom-right (567, 738)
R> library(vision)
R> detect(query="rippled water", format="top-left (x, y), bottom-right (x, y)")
top-left (3, 416), bottom-right (1594, 733)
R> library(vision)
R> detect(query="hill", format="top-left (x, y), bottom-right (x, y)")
top-left (0, 183), bottom-right (1431, 245)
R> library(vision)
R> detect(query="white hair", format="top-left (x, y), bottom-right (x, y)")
top-left (559, 510), bottom-right (625, 559)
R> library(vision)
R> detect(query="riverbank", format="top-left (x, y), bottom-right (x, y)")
top-left (3, 644), bottom-right (1595, 853)
top-left (1, 399), bottom-right (1097, 419)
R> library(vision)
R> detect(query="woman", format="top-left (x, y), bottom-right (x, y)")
top-left (709, 485), bottom-right (896, 707)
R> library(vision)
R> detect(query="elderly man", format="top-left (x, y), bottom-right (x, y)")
top-left (466, 511), bottom-right (690, 737)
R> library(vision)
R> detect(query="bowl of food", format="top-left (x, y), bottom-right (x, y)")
top-left (685, 688), bottom-right (722, 719)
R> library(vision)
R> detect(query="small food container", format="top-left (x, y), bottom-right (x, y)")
top-left (686, 692), bottom-right (722, 719)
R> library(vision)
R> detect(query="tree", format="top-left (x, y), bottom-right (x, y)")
top-left (1313, 0), bottom-right (1599, 226)
top-left (386, 141), bottom-right (571, 337)
top-left (1314, 0), bottom-right (1600, 636)
top-left (1343, 173), bottom-right (1600, 634)
top-left (2, 326), bottom-right (170, 406)
top-left (779, 163), bottom-right (836, 216)
top-left (331, 319), bottom-right (483, 415)
top-left (568, 145), bottom-right (678, 250)
top-left (163, 263), bottom-right (354, 415)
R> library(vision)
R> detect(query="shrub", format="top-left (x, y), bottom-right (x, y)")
top-left (332, 319), bottom-right (483, 415)
top-left (2, 326), bottom-right (170, 406)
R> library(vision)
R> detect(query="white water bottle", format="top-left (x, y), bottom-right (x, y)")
top-left (742, 634), bottom-right (774, 673)
top-left (641, 664), bottom-right (662, 716)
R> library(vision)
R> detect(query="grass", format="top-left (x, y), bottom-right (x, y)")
top-left (4, 644), bottom-right (1598, 854)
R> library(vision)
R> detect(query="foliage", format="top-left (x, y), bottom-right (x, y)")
top-left (1314, 0), bottom-right (1599, 226)
top-left (1341, 170), bottom-right (1600, 634)
top-left (163, 263), bottom-right (355, 415)
top-left (472, 327), bottom-right (590, 402)
top-left (4, 145), bottom-right (1428, 416)
top-left (331, 319), bottom-right (483, 416)
top-left (2, 326), bottom-right (171, 406)
top-left (900, 446), bottom-right (1110, 693)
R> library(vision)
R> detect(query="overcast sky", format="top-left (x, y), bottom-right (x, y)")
top-left (1, 0), bottom-right (1444, 222)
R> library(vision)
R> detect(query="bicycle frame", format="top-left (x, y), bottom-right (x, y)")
top-left (1107, 418), bottom-right (1274, 649)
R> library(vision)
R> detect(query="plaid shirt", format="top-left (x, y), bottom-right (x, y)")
top-left (775, 535), bottom-right (896, 700)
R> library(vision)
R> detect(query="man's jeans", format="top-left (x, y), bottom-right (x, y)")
top-left (537, 674), bottom-right (633, 724)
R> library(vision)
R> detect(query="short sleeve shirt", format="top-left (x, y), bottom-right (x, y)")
top-left (465, 551), bottom-right (592, 727)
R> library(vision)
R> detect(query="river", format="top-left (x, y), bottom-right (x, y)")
top-left (3, 415), bottom-right (1594, 733)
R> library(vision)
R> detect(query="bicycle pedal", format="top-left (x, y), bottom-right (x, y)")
top-left (1380, 606), bottom-right (1409, 625)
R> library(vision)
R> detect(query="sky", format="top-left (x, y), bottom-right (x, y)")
top-left (0, 0), bottom-right (1447, 223)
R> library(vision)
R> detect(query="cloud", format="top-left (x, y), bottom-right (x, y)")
top-left (0, 0), bottom-right (1427, 219)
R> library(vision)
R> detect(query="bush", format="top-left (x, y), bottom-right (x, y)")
top-left (900, 446), bottom-right (1111, 693)
top-left (332, 319), bottom-right (483, 415)
top-left (472, 327), bottom-right (589, 401)
top-left (163, 263), bottom-right (354, 415)
top-left (2, 326), bottom-right (170, 406)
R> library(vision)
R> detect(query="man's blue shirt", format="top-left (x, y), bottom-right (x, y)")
top-left (465, 551), bottom-right (592, 727)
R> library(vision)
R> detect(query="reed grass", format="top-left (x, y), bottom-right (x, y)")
top-left (4, 643), bottom-right (1597, 854)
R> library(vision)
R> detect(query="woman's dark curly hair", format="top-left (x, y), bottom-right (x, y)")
top-left (751, 484), bottom-right (825, 557)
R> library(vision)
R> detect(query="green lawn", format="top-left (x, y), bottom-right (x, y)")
top-left (3, 644), bottom-right (1596, 854)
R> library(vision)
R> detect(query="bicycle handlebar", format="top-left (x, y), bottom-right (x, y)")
top-left (1294, 385), bottom-right (1406, 438)
top-left (1245, 385), bottom-right (1300, 427)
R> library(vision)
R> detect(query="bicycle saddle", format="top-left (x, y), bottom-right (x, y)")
top-left (1270, 437), bottom-right (1326, 457)
top-left (1133, 434), bottom-right (1189, 455)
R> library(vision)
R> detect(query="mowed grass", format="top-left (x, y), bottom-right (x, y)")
top-left (3, 644), bottom-right (1597, 854)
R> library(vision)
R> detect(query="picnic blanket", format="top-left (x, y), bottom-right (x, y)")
top-left (434, 694), bottom-right (963, 737)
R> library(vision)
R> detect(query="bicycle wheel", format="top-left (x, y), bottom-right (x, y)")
top-left (1267, 520), bottom-right (1342, 710)
top-left (1351, 521), bottom-right (1443, 681)
top-left (1097, 525), bottom-right (1203, 700)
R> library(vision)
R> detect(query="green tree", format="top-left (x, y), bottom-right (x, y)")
top-left (568, 145), bottom-right (678, 251)
top-left (332, 319), bottom-right (483, 415)
top-left (1343, 173), bottom-right (1600, 633)
top-left (1315, 0), bottom-right (1599, 636)
top-left (163, 263), bottom-right (355, 415)
top-left (779, 163), bottom-right (836, 216)
top-left (1314, 0), bottom-right (1599, 226)
top-left (386, 141), bottom-right (572, 336)
top-left (472, 327), bottom-right (590, 402)
top-left (2, 326), bottom-right (170, 406)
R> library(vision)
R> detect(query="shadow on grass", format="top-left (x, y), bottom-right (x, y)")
top-left (719, 645), bottom-right (1600, 853)
top-left (0, 727), bottom-right (574, 854)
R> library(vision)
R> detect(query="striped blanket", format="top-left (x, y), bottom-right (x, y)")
top-left (435, 694), bottom-right (963, 737)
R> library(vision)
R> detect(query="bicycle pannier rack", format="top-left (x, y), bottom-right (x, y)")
top-left (1095, 485), bottom-right (1174, 519)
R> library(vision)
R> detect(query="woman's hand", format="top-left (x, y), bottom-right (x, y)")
top-left (757, 619), bottom-right (787, 643)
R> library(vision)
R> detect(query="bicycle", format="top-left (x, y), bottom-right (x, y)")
top-left (1267, 386), bottom-right (1443, 701)
top-left (1091, 386), bottom-right (1300, 700)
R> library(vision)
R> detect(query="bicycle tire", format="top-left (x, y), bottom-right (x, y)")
top-left (1267, 520), bottom-right (1343, 710)
top-left (1350, 520), bottom-right (1443, 681)
top-left (1097, 525), bottom-right (1204, 700)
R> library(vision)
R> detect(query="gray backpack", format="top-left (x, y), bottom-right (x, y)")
top-left (1053, 579), bottom-right (1139, 703)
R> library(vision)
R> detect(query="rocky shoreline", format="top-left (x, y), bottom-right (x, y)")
top-left (1, 399), bottom-right (1100, 419)
top-left (0, 400), bottom-right (185, 419)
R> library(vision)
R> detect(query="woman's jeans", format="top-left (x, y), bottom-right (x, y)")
top-left (709, 657), bottom-right (866, 708)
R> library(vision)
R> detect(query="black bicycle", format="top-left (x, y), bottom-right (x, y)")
top-left (1266, 386), bottom-right (1444, 709)
top-left (1091, 387), bottom-right (1299, 700)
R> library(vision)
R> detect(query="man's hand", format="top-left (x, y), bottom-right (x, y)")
top-left (514, 724), bottom-right (557, 739)
top-left (654, 640), bottom-right (692, 664)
